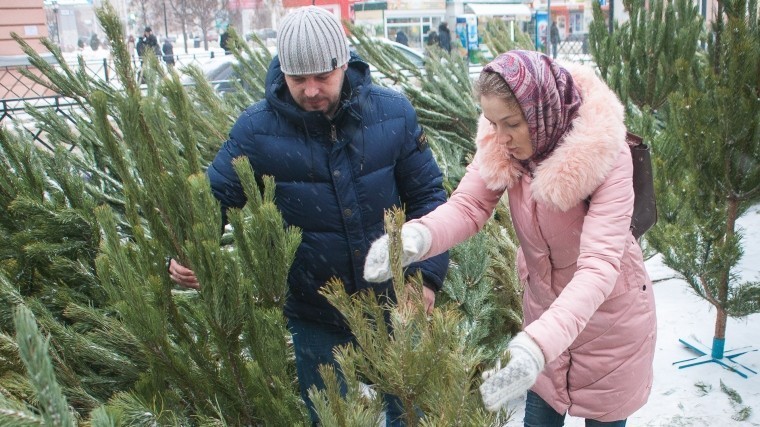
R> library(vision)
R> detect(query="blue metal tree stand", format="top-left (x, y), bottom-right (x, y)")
top-left (673, 336), bottom-right (758, 378)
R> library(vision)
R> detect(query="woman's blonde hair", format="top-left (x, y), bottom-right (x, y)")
top-left (473, 71), bottom-right (519, 110)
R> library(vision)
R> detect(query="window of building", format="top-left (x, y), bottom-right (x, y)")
top-left (384, 12), bottom-right (444, 50)
top-left (570, 12), bottom-right (583, 33)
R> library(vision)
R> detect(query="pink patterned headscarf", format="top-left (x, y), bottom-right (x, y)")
top-left (482, 50), bottom-right (582, 165)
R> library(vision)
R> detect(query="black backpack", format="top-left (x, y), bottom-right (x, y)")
top-left (627, 132), bottom-right (658, 239)
top-left (585, 132), bottom-right (657, 239)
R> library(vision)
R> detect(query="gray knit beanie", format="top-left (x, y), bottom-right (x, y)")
top-left (277, 6), bottom-right (350, 75)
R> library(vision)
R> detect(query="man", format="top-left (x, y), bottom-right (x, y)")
top-left (426, 30), bottom-right (439, 47)
top-left (136, 26), bottom-right (159, 58)
top-left (136, 26), bottom-right (160, 83)
top-left (219, 29), bottom-right (231, 54)
top-left (168, 6), bottom-right (449, 426)
top-left (90, 33), bottom-right (100, 51)
top-left (438, 21), bottom-right (451, 53)
top-left (550, 20), bottom-right (560, 59)
top-left (395, 29), bottom-right (409, 46)
top-left (162, 38), bottom-right (175, 68)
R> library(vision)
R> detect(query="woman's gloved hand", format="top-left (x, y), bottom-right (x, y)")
top-left (480, 332), bottom-right (546, 412)
top-left (363, 223), bottom-right (432, 282)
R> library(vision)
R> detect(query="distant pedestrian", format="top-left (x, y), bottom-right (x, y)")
top-left (395, 30), bottom-right (408, 46)
top-left (136, 26), bottom-right (160, 83)
top-left (438, 21), bottom-right (451, 53)
top-left (136, 26), bottom-right (160, 57)
top-left (90, 33), bottom-right (100, 51)
top-left (162, 38), bottom-right (175, 68)
top-left (550, 21), bottom-right (560, 59)
top-left (427, 30), bottom-right (439, 47)
top-left (127, 35), bottom-right (135, 56)
top-left (220, 30), bottom-right (231, 54)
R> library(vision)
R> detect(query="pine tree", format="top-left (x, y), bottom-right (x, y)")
top-left (8, 304), bottom-right (76, 426)
top-left (588, 0), bottom-right (702, 261)
top-left (0, 106), bottom-right (143, 416)
top-left (652, 0), bottom-right (760, 358)
top-left (591, 0), bottom-right (760, 360)
top-left (589, 0), bottom-right (703, 124)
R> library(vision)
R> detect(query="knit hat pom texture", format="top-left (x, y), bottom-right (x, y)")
top-left (277, 6), bottom-right (350, 75)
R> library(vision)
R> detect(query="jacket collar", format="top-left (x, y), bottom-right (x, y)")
top-left (474, 63), bottom-right (628, 211)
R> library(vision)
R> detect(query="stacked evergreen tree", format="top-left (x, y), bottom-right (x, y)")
top-left (1, 3), bottom-right (526, 426)
top-left (481, 19), bottom-right (536, 61)
top-left (2, 3), bottom-right (307, 424)
top-left (311, 208), bottom-right (505, 426)
top-left (348, 24), bottom-right (524, 360)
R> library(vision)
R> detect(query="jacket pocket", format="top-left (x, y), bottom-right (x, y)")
top-left (606, 235), bottom-right (647, 299)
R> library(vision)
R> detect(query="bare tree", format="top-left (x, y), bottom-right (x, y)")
top-left (261, 0), bottom-right (283, 29)
top-left (129, 0), bottom-right (164, 32)
top-left (167, 0), bottom-right (193, 53)
top-left (154, 0), bottom-right (173, 40)
top-left (185, 0), bottom-right (224, 51)
top-left (133, 0), bottom-right (151, 29)
top-left (165, 0), bottom-right (226, 53)
top-left (226, 1), bottom-right (242, 32)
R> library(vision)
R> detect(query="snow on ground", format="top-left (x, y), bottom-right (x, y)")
top-left (502, 204), bottom-right (760, 426)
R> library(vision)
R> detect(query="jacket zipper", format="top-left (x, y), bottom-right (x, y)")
top-left (330, 124), bottom-right (337, 143)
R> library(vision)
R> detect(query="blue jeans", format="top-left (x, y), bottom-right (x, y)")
top-left (524, 390), bottom-right (627, 427)
top-left (287, 317), bottom-right (407, 426)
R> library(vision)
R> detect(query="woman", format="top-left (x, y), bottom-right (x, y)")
top-left (364, 50), bottom-right (656, 425)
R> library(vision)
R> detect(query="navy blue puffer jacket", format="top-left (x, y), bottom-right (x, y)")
top-left (207, 53), bottom-right (449, 327)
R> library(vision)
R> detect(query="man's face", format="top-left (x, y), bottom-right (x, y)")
top-left (284, 65), bottom-right (347, 118)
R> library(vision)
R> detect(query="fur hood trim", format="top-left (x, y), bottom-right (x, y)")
top-left (474, 63), bottom-right (627, 211)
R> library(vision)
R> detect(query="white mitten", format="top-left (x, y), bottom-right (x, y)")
top-left (479, 332), bottom-right (545, 412)
top-left (363, 223), bottom-right (432, 282)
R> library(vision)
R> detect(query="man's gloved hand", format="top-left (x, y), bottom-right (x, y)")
top-left (363, 223), bottom-right (432, 283)
top-left (479, 332), bottom-right (545, 412)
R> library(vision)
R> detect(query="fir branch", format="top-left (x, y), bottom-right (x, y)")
top-left (94, 2), bottom-right (139, 97)
top-left (10, 34), bottom-right (92, 111)
top-left (693, 380), bottom-right (712, 396)
top-left (13, 306), bottom-right (74, 427)
top-left (0, 404), bottom-right (43, 427)
top-left (482, 19), bottom-right (535, 56)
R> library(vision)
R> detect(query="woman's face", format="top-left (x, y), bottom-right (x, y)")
top-left (480, 94), bottom-right (533, 161)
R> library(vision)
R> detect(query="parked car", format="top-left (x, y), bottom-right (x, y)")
top-left (247, 28), bottom-right (277, 42)
top-left (378, 39), bottom-right (425, 68)
top-left (192, 54), bottom-right (250, 94)
top-left (186, 38), bottom-right (481, 94)
top-left (353, 38), bottom-right (485, 82)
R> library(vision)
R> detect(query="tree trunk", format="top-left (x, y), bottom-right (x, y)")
top-left (712, 307), bottom-right (728, 358)
top-left (712, 195), bottom-right (738, 358)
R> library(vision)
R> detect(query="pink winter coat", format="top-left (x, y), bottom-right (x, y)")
top-left (414, 63), bottom-right (657, 421)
